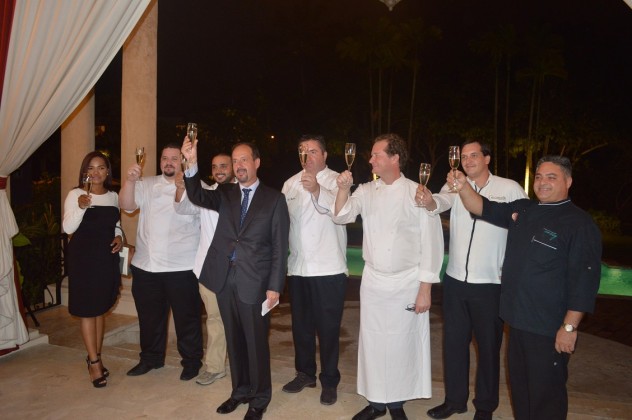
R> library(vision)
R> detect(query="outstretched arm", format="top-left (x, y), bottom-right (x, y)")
top-left (449, 170), bottom-right (483, 216)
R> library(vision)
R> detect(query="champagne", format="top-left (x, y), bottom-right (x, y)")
top-left (187, 122), bottom-right (198, 141)
top-left (419, 163), bottom-right (431, 186)
top-left (345, 153), bottom-right (355, 168)
top-left (136, 153), bottom-right (145, 165)
top-left (449, 157), bottom-right (460, 170)
top-left (344, 142), bottom-right (356, 171)
top-left (299, 151), bottom-right (308, 166)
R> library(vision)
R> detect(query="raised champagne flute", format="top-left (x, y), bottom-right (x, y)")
top-left (298, 144), bottom-right (308, 169)
top-left (448, 145), bottom-right (460, 192)
top-left (345, 142), bottom-right (356, 172)
top-left (416, 163), bottom-right (431, 207)
top-left (82, 173), bottom-right (93, 208)
top-left (187, 122), bottom-right (198, 142)
top-left (135, 146), bottom-right (145, 180)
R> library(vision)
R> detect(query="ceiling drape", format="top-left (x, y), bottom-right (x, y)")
top-left (0, 0), bottom-right (150, 351)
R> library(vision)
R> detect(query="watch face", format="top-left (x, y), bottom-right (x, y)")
top-left (564, 324), bottom-right (574, 332)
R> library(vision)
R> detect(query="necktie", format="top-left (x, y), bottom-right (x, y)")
top-left (230, 188), bottom-right (251, 262)
top-left (240, 188), bottom-right (251, 227)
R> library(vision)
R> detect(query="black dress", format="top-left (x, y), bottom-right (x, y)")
top-left (67, 206), bottom-right (121, 317)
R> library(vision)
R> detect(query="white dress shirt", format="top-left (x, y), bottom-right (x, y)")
top-left (429, 173), bottom-right (527, 284)
top-left (127, 175), bottom-right (200, 272)
top-left (174, 180), bottom-right (219, 278)
top-left (282, 167), bottom-right (347, 277)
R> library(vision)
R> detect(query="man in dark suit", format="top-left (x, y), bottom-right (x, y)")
top-left (182, 137), bottom-right (289, 420)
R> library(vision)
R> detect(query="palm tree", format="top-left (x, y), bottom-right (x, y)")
top-left (400, 18), bottom-right (441, 155)
top-left (517, 25), bottom-right (567, 191)
top-left (470, 24), bottom-right (516, 175)
top-left (337, 18), bottom-right (406, 138)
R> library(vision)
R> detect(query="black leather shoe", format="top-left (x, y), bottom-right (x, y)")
top-left (243, 407), bottom-right (266, 420)
top-left (473, 410), bottom-right (492, 420)
top-left (320, 387), bottom-right (337, 405)
top-left (216, 397), bottom-right (249, 414)
top-left (389, 407), bottom-right (408, 420)
top-left (427, 402), bottom-right (467, 419)
top-left (180, 366), bottom-right (200, 381)
top-left (352, 405), bottom-right (387, 420)
top-left (126, 361), bottom-right (163, 376)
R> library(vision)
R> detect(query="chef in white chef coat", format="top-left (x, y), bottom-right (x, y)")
top-left (333, 133), bottom-right (444, 420)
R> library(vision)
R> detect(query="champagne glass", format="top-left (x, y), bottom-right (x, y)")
top-left (345, 142), bottom-right (356, 172)
top-left (298, 144), bottom-right (308, 169)
top-left (187, 122), bottom-right (198, 142)
top-left (181, 154), bottom-right (188, 172)
top-left (448, 145), bottom-right (460, 192)
top-left (416, 163), bottom-right (431, 207)
top-left (135, 146), bottom-right (145, 180)
top-left (82, 173), bottom-right (93, 208)
top-left (82, 173), bottom-right (92, 195)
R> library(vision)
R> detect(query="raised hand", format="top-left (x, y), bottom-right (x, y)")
top-left (336, 170), bottom-right (354, 192)
top-left (181, 136), bottom-right (198, 164)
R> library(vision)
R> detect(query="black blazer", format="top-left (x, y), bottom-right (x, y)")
top-left (184, 172), bottom-right (289, 304)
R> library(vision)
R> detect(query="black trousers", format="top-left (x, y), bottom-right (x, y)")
top-left (130, 266), bottom-right (203, 370)
top-left (442, 274), bottom-right (503, 412)
top-left (288, 273), bottom-right (348, 388)
top-left (508, 327), bottom-right (569, 420)
top-left (218, 266), bottom-right (272, 410)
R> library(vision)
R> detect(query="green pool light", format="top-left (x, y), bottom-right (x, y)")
top-left (345, 247), bottom-right (632, 297)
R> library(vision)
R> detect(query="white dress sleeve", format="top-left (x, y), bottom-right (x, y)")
top-left (62, 188), bottom-right (86, 234)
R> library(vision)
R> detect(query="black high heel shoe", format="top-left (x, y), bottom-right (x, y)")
top-left (86, 357), bottom-right (107, 388)
top-left (97, 353), bottom-right (110, 377)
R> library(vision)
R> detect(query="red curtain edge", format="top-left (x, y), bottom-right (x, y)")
top-left (0, 0), bottom-right (16, 109)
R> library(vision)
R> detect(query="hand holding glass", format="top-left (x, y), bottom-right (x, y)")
top-left (448, 146), bottom-right (460, 192)
top-left (181, 154), bottom-right (188, 172)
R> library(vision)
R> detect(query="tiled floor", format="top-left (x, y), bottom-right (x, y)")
top-left (1, 299), bottom-right (632, 419)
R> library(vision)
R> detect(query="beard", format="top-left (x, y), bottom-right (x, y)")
top-left (163, 166), bottom-right (176, 177)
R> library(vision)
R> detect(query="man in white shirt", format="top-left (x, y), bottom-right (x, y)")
top-left (280, 135), bottom-right (348, 406)
top-left (416, 140), bottom-right (527, 420)
top-left (333, 133), bottom-right (444, 420)
top-left (174, 153), bottom-right (235, 386)
top-left (119, 143), bottom-right (203, 381)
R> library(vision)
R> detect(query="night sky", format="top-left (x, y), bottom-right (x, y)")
top-left (22, 0), bottom-right (632, 223)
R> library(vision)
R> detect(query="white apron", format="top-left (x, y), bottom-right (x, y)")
top-left (357, 264), bottom-right (432, 403)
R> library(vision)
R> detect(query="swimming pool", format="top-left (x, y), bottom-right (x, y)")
top-left (346, 248), bottom-right (632, 297)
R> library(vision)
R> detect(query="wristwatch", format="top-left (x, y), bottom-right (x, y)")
top-left (562, 323), bottom-right (577, 332)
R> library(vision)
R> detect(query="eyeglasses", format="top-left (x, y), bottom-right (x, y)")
top-left (405, 303), bottom-right (416, 312)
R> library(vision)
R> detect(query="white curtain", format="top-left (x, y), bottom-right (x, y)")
top-left (0, 0), bottom-right (150, 350)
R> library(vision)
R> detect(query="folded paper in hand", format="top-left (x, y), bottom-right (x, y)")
top-left (261, 299), bottom-right (279, 316)
top-left (119, 245), bottom-right (133, 277)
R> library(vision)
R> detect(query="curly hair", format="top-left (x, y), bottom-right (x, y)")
top-left (374, 133), bottom-right (408, 172)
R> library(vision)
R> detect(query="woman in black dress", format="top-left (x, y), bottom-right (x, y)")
top-left (62, 152), bottom-right (122, 388)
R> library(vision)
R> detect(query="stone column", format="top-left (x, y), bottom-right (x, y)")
top-left (60, 91), bottom-right (95, 206)
top-left (120, 0), bottom-right (157, 248)
top-left (116, 0), bottom-right (158, 317)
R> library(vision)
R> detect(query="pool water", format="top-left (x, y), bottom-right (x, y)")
top-left (346, 248), bottom-right (632, 297)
